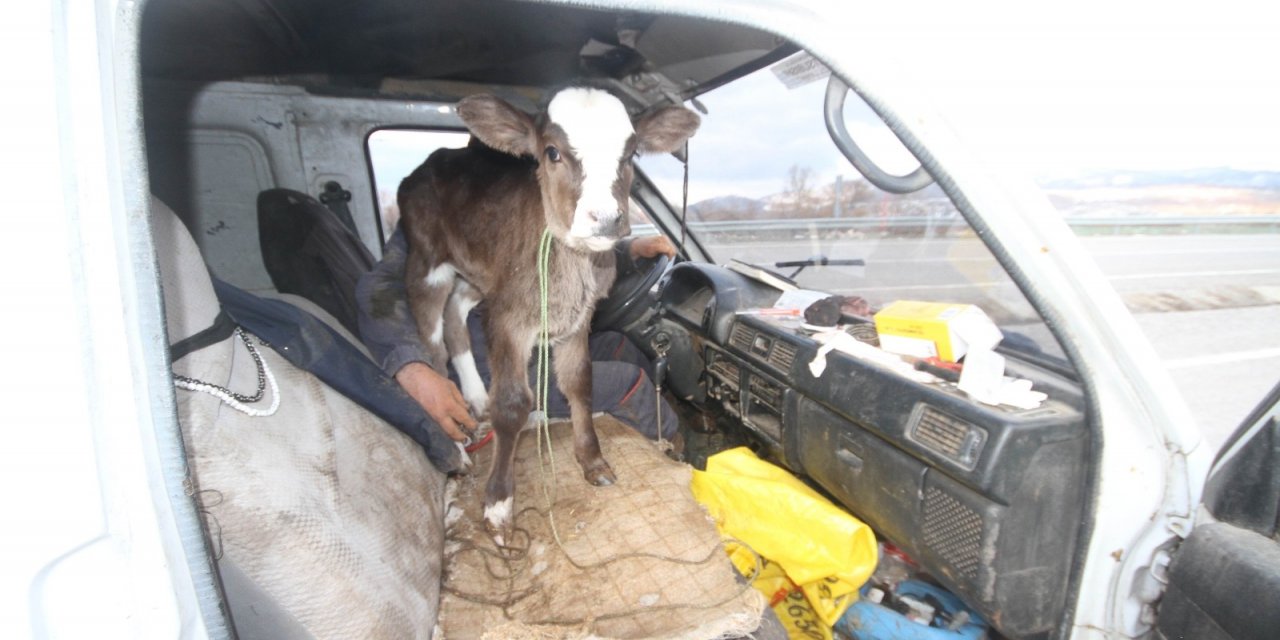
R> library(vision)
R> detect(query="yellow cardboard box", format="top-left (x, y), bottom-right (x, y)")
top-left (873, 300), bottom-right (1000, 363)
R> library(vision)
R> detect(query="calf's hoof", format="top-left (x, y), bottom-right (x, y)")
top-left (583, 460), bottom-right (617, 487)
top-left (464, 390), bottom-right (490, 421)
top-left (454, 442), bottom-right (474, 473)
top-left (482, 496), bottom-right (515, 548)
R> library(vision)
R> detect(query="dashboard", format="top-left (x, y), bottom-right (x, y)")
top-left (656, 261), bottom-right (1092, 638)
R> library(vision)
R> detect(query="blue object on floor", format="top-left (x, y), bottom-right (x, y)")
top-left (835, 579), bottom-right (987, 640)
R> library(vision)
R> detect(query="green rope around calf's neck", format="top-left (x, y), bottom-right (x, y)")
top-left (537, 228), bottom-right (552, 423)
top-left (536, 228), bottom-right (557, 507)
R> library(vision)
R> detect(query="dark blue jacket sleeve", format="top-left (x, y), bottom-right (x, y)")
top-left (354, 227), bottom-right (434, 377)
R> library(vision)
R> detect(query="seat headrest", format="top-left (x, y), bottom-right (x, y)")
top-left (151, 195), bottom-right (220, 345)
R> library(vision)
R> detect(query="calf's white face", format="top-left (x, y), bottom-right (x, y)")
top-left (546, 88), bottom-right (635, 251)
top-left (455, 88), bottom-right (700, 252)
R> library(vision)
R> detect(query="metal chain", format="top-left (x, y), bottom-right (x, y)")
top-left (173, 327), bottom-right (280, 417)
top-left (173, 328), bottom-right (266, 403)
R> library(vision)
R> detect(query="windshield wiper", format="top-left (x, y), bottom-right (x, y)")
top-left (774, 255), bottom-right (865, 279)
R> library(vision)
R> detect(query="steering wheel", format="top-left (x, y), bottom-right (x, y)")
top-left (592, 253), bottom-right (671, 331)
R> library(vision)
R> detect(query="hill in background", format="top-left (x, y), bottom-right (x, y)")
top-left (688, 167), bottom-right (1280, 221)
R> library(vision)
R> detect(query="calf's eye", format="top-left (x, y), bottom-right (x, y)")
top-left (545, 146), bottom-right (561, 162)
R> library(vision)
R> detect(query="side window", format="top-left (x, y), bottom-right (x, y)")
top-left (367, 129), bottom-right (471, 242)
top-left (638, 62), bottom-right (1068, 363)
top-left (367, 128), bottom-right (655, 244)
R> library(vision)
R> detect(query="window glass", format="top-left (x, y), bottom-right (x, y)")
top-left (367, 129), bottom-right (471, 240)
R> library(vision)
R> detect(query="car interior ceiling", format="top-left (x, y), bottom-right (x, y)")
top-left (140, 0), bottom-right (794, 104)
top-left (139, 1), bottom-right (1093, 637)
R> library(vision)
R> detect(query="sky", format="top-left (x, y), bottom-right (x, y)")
top-left (369, 130), bottom-right (471, 202)
top-left (371, 4), bottom-right (1280, 207)
top-left (637, 63), bottom-right (917, 204)
top-left (645, 3), bottom-right (1280, 203)
top-left (819, 4), bottom-right (1280, 176)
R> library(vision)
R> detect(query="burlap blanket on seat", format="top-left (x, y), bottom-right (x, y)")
top-left (438, 416), bottom-right (764, 640)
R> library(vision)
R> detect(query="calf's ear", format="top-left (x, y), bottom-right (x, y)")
top-left (456, 94), bottom-right (538, 157)
top-left (634, 106), bottom-right (700, 154)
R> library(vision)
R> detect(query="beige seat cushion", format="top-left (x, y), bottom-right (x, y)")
top-left (153, 196), bottom-right (447, 639)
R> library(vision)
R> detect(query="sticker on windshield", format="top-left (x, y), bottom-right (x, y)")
top-left (769, 52), bottom-right (831, 90)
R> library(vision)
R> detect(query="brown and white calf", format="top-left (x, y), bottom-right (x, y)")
top-left (397, 88), bottom-right (699, 543)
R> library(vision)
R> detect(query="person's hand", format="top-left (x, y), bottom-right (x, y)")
top-left (395, 362), bottom-right (477, 442)
top-left (629, 235), bottom-right (676, 260)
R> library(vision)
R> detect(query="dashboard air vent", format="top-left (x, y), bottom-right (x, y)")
top-left (729, 323), bottom-right (754, 352)
top-left (769, 340), bottom-right (797, 372)
top-left (909, 405), bottom-right (987, 470)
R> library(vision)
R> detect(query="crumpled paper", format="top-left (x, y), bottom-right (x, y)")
top-left (807, 327), bottom-right (1047, 410)
top-left (808, 329), bottom-right (936, 384)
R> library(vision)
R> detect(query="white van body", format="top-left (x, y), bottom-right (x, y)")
top-left (2, 1), bottom-right (1274, 639)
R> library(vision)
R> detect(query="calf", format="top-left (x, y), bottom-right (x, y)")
top-left (397, 88), bottom-right (699, 544)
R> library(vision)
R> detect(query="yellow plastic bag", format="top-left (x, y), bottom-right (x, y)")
top-left (726, 541), bottom-right (834, 640)
top-left (692, 447), bottom-right (877, 632)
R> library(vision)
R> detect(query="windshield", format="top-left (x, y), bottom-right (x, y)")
top-left (641, 50), bottom-right (1280, 450)
top-left (638, 60), bottom-right (1065, 363)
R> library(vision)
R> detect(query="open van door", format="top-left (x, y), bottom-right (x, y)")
top-left (1155, 380), bottom-right (1280, 639)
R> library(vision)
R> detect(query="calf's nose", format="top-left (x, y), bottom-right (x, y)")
top-left (593, 210), bottom-right (627, 235)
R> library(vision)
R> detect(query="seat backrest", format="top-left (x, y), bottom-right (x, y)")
top-left (154, 196), bottom-right (446, 640)
top-left (257, 188), bottom-right (376, 335)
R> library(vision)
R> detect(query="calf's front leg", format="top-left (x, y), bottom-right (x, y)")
top-left (553, 326), bottom-right (615, 486)
top-left (481, 325), bottom-right (534, 547)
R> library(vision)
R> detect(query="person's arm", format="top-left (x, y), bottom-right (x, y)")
top-left (394, 362), bottom-right (477, 442)
top-left (355, 227), bottom-right (476, 441)
top-left (613, 234), bottom-right (677, 275)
